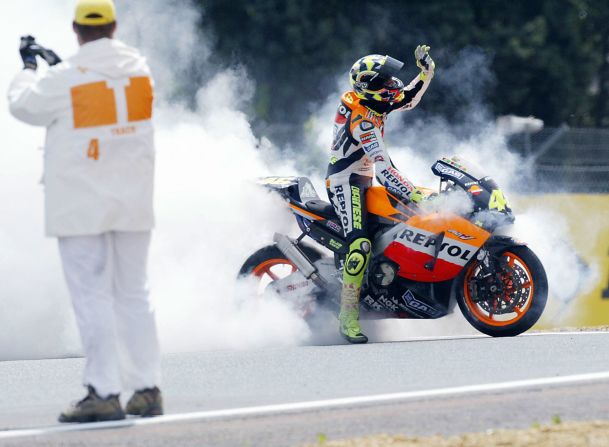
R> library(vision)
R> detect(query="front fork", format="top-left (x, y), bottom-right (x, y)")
top-left (469, 236), bottom-right (526, 303)
top-left (470, 248), bottom-right (505, 302)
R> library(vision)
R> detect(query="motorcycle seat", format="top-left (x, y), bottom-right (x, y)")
top-left (305, 199), bottom-right (338, 220)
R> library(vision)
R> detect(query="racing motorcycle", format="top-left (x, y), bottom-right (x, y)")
top-left (239, 156), bottom-right (548, 337)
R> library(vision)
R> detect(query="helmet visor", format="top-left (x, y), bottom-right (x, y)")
top-left (365, 56), bottom-right (405, 91)
top-left (379, 56), bottom-right (405, 78)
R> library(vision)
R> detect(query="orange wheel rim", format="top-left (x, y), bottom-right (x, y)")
top-left (463, 251), bottom-right (535, 327)
top-left (251, 258), bottom-right (314, 317)
top-left (252, 258), bottom-right (297, 278)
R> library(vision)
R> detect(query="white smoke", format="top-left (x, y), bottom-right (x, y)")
top-left (0, 2), bottom-right (599, 360)
top-left (0, 0), bottom-right (311, 360)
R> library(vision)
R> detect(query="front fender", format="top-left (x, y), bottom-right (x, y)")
top-left (484, 235), bottom-right (527, 256)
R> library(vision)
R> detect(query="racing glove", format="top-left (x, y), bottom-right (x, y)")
top-left (409, 188), bottom-right (424, 204)
top-left (414, 45), bottom-right (435, 81)
top-left (19, 36), bottom-right (38, 70)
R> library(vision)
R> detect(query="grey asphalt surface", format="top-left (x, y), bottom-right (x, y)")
top-left (1, 332), bottom-right (608, 446)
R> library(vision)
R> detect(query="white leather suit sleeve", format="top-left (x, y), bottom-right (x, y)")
top-left (394, 72), bottom-right (434, 111)
top-left (8, 68), bottom-right (67, 126)
top-left (353, 120), bottom-right (417, 201)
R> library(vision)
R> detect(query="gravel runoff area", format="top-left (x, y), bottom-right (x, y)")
top-left (300, 327), bottom-right (609, 447)
top-left (299, 421), bottom-right (609, 447)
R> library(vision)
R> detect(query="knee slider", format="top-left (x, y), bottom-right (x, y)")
top-left (344, 237), bottom-right (371, 279)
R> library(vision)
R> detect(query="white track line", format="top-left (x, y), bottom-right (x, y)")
top-left (404, 331), bottom-right (609, 342)
top-left (1, 369), bottom-right (609, 440)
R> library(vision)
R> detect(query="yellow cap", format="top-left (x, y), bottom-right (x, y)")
top-left (74, 0), bottom-right (116, 26)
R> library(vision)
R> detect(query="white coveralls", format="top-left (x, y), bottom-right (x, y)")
top-left (8, 38), bottom-right (160, 397)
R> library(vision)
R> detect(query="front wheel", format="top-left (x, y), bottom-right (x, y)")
top-left (456, 245), bottom-right (548, 337)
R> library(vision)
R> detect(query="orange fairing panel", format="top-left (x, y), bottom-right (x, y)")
top-left (383, 213), bottom-right (491, 282)
top-left (366, 186), bottom-right (413, 222)
top-left (407, 213), bottom-right (490, 247)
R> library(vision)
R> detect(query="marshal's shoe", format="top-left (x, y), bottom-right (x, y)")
top-left (126, 386), bottom-right (163, 417)
top-left (58, 386), bottom-right (125, 423)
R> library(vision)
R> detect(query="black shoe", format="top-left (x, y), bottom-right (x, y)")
top-left (126, 386), bottom-right (163, 417)
top-left (59, 386), bottom-right (125, 423)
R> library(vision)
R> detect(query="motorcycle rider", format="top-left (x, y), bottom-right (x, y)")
top-left (327, 46), bottom-right (435, 343)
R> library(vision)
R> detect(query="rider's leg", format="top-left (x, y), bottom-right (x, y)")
top-left (327, 174), bottom-right (371, 344)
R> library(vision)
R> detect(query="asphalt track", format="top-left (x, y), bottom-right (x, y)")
top-left (1, 332), bottom-right (608, 446)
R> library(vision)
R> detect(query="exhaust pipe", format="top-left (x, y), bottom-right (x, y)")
top-left (273, 233), bottom-right (327, 287)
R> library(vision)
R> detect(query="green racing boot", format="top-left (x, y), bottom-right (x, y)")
top-left (338, 237), bottom-right (371, 344)
top-left (58, 386), bottom-right (125, 423)
top-left (339, 308), bottom-right (368, 344)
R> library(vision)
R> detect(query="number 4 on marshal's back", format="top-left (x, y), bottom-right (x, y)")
top-left (87, 138), bottom-right (100, 161)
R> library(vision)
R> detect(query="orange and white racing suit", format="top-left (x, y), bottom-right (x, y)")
top-left (326, 73), bottom-right (433, 314)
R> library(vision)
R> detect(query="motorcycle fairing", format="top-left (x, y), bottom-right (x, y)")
top-left (366, 185), bottom-right (417, 223)
top-left (364, 273), bottom-right (453, 319)
top-left (384, 213), bottom-right (491, 282)
top-left (258, 176), bottom-right (348, 254)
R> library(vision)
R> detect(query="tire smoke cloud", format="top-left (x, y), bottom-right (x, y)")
top-left (0, 0), bottom-right (309, 360)
top-left (0, 2), bottom-right (598, 360)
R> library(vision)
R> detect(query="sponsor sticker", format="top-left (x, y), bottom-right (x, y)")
top-left (401, 290), bottom-right (441, 317)
top-left (326, 220), bottom-right (342, 233)
top-left (346, 252), bottom-right (365, 276)
top-left (329, 239), bottom-right (343, 250)
top-left (434, 163), bottom-right (465, 180)
top-left (360, 121), bottom-right (374, 131)
top-left (447, 229), bottom-right (476, 240)
top-left (299, 180), bottom-right (317, 200)
top-left (360, 131), bottom-right (377, 144)
top-left (381, 168), bottom-right (413, 195)
top-left (333, 185), bottom-right (350, 228)
top-left (468, 185), bottom-right (483, 195)
top-left (351, 186), bottom-right (362, 230)
top-left (363, 141), bottom-right (379, 152)
top-left (378, 295), bottom-right (399, 312)
top-left (396, 226), bottom-right (476, 266)
top-left (374, 155), bottom-right (385, 162)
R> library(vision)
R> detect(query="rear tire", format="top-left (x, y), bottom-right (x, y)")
top-left (238, 243), bottom-right (325, 318)
top-left (456, 245), bottom-right (548, 337)
top-left (238, 244), bottom-right (323, 277)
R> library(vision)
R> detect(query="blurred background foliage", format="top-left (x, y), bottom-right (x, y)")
top-left (194, 0), bottom-right (608, 132)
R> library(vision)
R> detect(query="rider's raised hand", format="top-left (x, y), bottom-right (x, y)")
top-left (414, 45), bottom-right (435, 80)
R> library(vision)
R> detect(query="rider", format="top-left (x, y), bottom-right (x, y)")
top-left (326, 46), bottom-right (435, 343)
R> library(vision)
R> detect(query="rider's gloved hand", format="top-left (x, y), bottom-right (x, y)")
top-left (415, 45), bottom-right (435, 81)
top-left (19, 35), bottom-right (38, 70)
top-left (409, 188), bottom-right (424, 204)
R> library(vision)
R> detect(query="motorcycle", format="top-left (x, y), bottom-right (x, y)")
top-left (239, 156), bottom-right (548, 337)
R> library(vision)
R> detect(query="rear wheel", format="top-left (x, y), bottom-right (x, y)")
top-left (238, 244), bottom-right (324, 317)
top-left (456, 245), bottom-right (548, 337)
